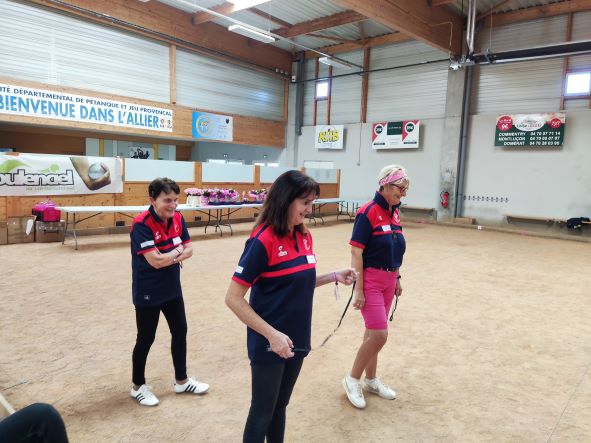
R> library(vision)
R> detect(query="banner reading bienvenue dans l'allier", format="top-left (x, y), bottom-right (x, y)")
top-left (0, 84), bottom-right (173, 132)
top-left (0, 153), bottom-right (123, 196)
top-left (495, 113), bottom-right (565, 147)
top-left (315, 125), bottom-right (344, 149)
top-left (372, 121), bottom-right (420, 149)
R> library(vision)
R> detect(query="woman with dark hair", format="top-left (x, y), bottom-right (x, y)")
top-left (129, 177), bottom-right (209, 407)
top-left (225, 170), bottom-right (357, 443)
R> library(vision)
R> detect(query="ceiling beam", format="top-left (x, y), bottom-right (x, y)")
top-left (273, 10), bottom-right (365, 39)
top-left (305, 32), bottom-right (412, 58)
top-left (332, 0), bottom-right (463, 55)
top-left (357, 21), bottom-right (366, 45)
top-left (307, 33), bottom-right (360, 44)
top-left (476, 0), bottom-right (513, 22)
top-left (192, 0), bottom-right (271, 25)
top-left (483, 0), bottom-right (591, 27)
top-left (28, 0), bottom-right (292, 73)
top-left (249, 7), bottom-right (292, 28)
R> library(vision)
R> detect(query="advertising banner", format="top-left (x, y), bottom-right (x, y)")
top-left (0, 153), bottom-right (123, 196)
top-left (314, 125), bottom-right (344, 149)
top-left (192, 111), bottom-right (233, 141)
top-left (495, 113), bottom-right (565, 147)
top-left (0, 83), bottom-right (173, 132)
top-left (372, 121), bottom-right (420, 149)
top-left (129, 146), bottom-right (155, 159)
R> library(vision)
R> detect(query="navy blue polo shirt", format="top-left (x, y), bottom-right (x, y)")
top-left (130, 206), bottom-right (191, 308)
top-left (232, 223), bottom-right (317, 365)
top-left (350, 192), bottom-right (406, 269)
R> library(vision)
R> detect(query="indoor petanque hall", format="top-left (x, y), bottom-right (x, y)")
top-left (1, 1), bottom-right (591, 442)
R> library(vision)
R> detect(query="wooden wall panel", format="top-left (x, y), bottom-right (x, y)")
top-left (0, 130), bottom-right (85, 155)
top-left (8, 194), bottom-right (116, 228)
top-left (0, 124), bottom-right (193, 148)
top-left (176, 146), bottom-right (192, 161)
top-left (0, 197), bottom-right (6, 221)
top-left (0, 77), bottom-right (285, 148)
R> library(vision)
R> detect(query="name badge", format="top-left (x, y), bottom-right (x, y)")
top-left (172, 236), bottom-right (182, 246)
top-left (381, 225), bottom-right (392, 232)
top-left (306, 255), bottom-right (317, 264)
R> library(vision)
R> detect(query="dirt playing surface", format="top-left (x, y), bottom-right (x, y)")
top-left (1, 219), bottom-right (590, 442)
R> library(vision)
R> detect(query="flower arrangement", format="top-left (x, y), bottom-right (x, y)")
top-left (248, 188), bottom-right (267, 202)
top-left (184, 188), bottom-right (202, 196)
top-left (188, 188), bottom-right (241, 205)
top-left (184, 188), bottom-right (203, 206)
top-left (184, 187), bottom-right (258, 206)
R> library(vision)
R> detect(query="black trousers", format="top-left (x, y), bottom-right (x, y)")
top-left (243, 358), bottom-right (304, 443)
top-left (0, 403), bottom-right (69, 443)
top-left (132, 297), bottom-right (188, 386)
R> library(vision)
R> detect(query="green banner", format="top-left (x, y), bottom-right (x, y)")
top-left (495, 113), bottom-right (565, 147)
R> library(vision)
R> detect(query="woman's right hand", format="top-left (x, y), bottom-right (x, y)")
top-left (352, 289), bottom-right (365, 310)
top-left (268, 331), bottom-right (294, 359)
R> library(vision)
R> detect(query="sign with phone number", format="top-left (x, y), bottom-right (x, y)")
top-left (495, 113), bottom-right (565, 147)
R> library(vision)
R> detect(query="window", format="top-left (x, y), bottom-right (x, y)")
top-left (316, 80), bottom-right (329, 100)
top-left (565, 72), bottom-right (591, 95)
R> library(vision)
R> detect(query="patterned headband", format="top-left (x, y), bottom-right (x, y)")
top-left (379, 170), bottom-right (407, 186)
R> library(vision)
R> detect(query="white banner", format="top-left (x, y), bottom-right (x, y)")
top-left (372, 120), bottom-right (420, 149)
top-left (0, 153), bottom-right (123, 196)
top-left (0, 83), bottom-right (173, 132)
top-left (315, 125), bottom-right (344, 150)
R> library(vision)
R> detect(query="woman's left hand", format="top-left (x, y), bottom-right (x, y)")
top-left (395, 280), bottom-right (403, 297)
top-left (335, 268), bottom-right (358, 286)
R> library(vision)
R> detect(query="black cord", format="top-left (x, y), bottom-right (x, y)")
top-left (267, 281), bottom-right (357, 354)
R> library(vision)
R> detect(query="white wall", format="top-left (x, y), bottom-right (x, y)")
top-left (294, 121), bottom-right (443, 207)
top-left (191, 142), bottom-right (284, 165)
top-left (463, 110), bottom-right (591, 223)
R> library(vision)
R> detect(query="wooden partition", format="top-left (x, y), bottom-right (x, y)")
top-left (0, 162), bottom-right (341, 231)
top-left (0, 197), bottom-right (7, 221)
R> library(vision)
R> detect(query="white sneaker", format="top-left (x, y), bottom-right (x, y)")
top-left (130, 384), bottom-right (159, 406)
top-left (363, 377), bottom-right (396, 400)
top-left (342, 374), bottom-right (366, 409)
top-left (174, 377), bottom-right (209, 395)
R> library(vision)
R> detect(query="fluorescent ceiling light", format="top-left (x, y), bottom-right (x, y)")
top-left (228, 24), bottom-right (275, 43)
top-left (318, 56), bottom-right (353, 69)
top-left (227, 0), bottom-right (270, 7)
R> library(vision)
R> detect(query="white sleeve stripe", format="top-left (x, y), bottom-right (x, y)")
top-left (140, 240), bottom-right (155, 248)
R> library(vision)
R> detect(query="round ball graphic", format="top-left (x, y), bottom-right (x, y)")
top-left (88, 163), bottom-right (106, 181)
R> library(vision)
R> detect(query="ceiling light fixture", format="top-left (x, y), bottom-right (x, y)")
top-left (228, 24), bottom-right (276, 43)
top-left (168, 0), bottom-right (334, 58)
top-left (227, 0), bottom-right (270, 7)
top-left (318, 56), bottom-right (354, 69)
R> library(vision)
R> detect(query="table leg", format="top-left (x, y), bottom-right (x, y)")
top-left (73, 213), bottom-right (79, 250)
top-left (62, 212), bottom-right (69, 245)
